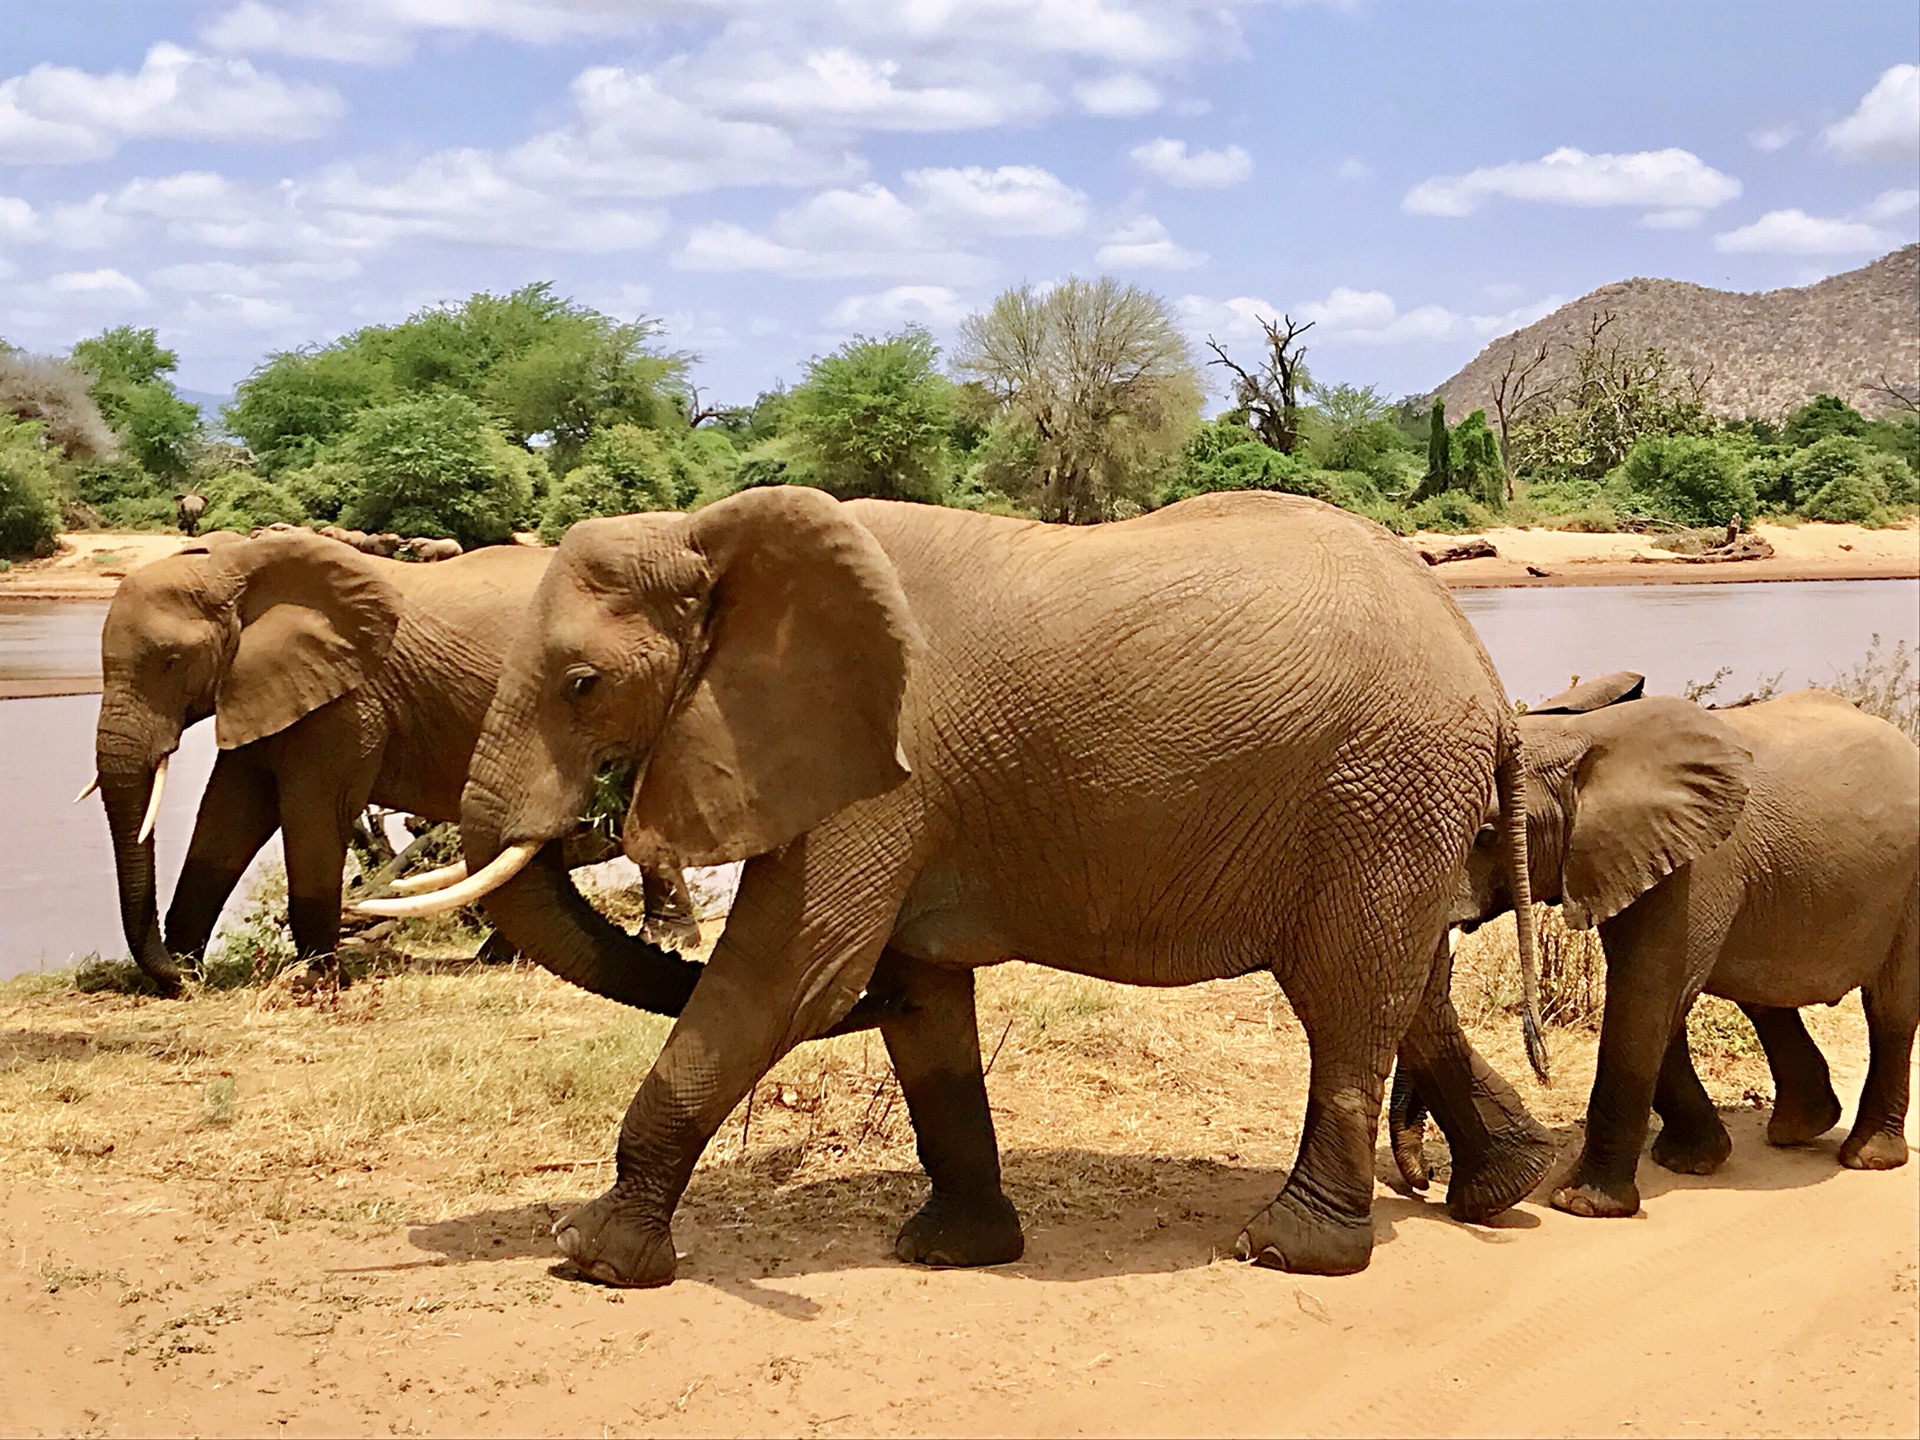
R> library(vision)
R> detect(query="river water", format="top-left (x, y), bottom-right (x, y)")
top-left (2, 579), bottom-right (1915, 979)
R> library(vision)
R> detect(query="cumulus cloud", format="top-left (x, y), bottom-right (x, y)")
top-left (201, 0), bottom-right (678, 63)
top-left (1180, 288), bottom-right (1461, 349)
top-left (904, 165), bottom-right (1088, 237)
top-left (826, 285), bottom-right (971, 330)
top-left (0, 43), bottom-right (341, 164)
top-left (1713, 207), bottom-right (1902, 256)
top-left (1129, 137), bottom-right (1253, 188)
top-left (1095, 216), bottom-right (1206, 270)
top-left (1469, 294), bottom-right (1566, 338)
top-left (1074, 72), bottom-right (1162, 117)
top-left (1403, 146), bottom-right (1741, 218)
top-left (1822, 64), bottom-right (1920, 163)
top-left (48, 268), bottom-right (150, 302)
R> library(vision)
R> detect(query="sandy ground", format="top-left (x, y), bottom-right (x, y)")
top-left (0, 940), bottom-right (1913, 1439)
top-left (2, 521), bottom-right (1916, 610)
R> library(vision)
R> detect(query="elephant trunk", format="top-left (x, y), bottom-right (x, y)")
top-left (98, 772), bottom-right (185, 995)
top-left (1496, 752), bottom-right (1549, 1082)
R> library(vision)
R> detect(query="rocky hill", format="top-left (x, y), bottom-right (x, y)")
top-left (1438, 245), bottom-right (1918, 421)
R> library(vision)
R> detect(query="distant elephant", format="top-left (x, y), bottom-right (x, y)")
top-left (90, 529), bottom-right (706, 1001)
top-left (366, 488), bottom-right (1552, 1286)
top-left (318, 525), bottom-right (366, 549)
top-left (1395, 675), bottom-right (1918, 1219)
top-left (356, 532), bottom-right (402, 558)
top-left (172, 493), bottom-right (206, 537)
top-left (405, 537), bottom-right (464, 562)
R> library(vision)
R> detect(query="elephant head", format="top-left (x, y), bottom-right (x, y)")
top-left (92, 530), bottom-right (402, 990)
top-left (1451, 673), bottom-right (1755, 933)
top-left (370, 487), bottom-right (918, 924)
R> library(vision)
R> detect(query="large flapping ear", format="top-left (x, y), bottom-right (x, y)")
top-left (1558, 696), bottom-right (1753, 929)
top-left (212, 530), bottom-right (403, 748)
top-left (625, 488), bottom-right (919, 868)
top-left (1528, 671), bottom-right (1645, 715)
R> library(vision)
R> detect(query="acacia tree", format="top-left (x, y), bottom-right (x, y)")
top-left (787, 326), bottom-right (954, 503)
top-left (1205, 314), bottom-right (1314, 454)
top-left (956, 277), bottom-right (1201, 523)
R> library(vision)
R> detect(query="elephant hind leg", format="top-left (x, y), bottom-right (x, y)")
top-left (877, 952), bottom-right (1023, 1268)
top-left (1842, 921), bottom-right (1917, 1171)
top-left (1648, 1022), bottom-right (1733, 1175)
top-left (1741, 1003), bottom-right (1841, 1147)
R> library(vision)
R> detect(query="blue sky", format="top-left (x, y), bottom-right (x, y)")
top-left (1, 1), bottom-right (1914, 406)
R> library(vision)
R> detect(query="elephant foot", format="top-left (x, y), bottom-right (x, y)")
top-left (895, 1190), bottom-right (1024, 1267)
top-left (1445, 1124), bottom-right (1555, 1224)
top-left (1235, 1195), bottom-right (1373, 1276)
top-left (1839, 1127), bottom-right (1909, 1171)
top-left (1650, 1117), bottom-right (1733, 1176)
top-left (1549, 1175), bottom-right (1641, 1219)
top-left (552, 1191), bottom-right (677, 1288)
top-left (638, 913), bottom-right (703, 954)
top-left (1767, 1088), bottom-right (1843, 1147)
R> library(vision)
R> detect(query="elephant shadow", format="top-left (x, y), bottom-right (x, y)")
top-left (405, 1142), bottom-right (1563, 1304)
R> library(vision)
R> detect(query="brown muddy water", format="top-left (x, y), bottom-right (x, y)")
top-left (2, 580), bottom-right (1916, 978)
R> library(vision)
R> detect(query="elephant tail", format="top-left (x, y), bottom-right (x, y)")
top-left (1496, 745), bottom-right (1551, 1083)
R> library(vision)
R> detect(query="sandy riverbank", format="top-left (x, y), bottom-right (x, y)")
top-left (2, 521), bottom-right (1915, 607)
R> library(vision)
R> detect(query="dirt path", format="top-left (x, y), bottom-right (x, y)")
top-left (1, 1108), bottom-right (1911, 1437)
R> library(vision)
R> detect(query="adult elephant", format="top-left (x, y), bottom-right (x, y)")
top-left (89, 529), bottom-right (701, 999)
top-left (366, 487), bottom-right (1553, 1285)
top-left (1394, 675), bottom-right (1918, 1220)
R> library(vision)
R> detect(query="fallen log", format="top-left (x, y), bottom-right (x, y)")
top-left (1416, 538), bottom-right (1498, 565)
top-left (1632, 535), bottom-right (1775, 564)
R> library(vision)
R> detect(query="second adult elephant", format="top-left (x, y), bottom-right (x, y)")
top-left (91, 529), bottom-right (700, 999)
top-left (370, 488), bottom-right (1553, 1285)
top-left (1396, 676), bottom-right (1918, 1219)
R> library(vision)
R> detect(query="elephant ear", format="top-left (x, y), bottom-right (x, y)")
top-left (212, 531), bottom-right (403, 748)
top-left (1528, 671), bottom-right (1645, 715)
top-left (624, 487), bottom-right (918, 868)
top-left (1560, 696), bottom-right (1753, 929)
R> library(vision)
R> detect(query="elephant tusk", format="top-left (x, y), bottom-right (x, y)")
top-left (349, 842), bottom-right (539, 919)
top-left (388, 860), bottom-right (468, 895)
top-left (136, 755), bottom-right (169, 844)
top-left (74, 775), bottom-right (100, 804)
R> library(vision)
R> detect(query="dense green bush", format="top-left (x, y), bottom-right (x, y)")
top-left (1407, 491), bottom-right (1496, 533)
top-left (538, 423), bottom-right (678, 542)
top-left (787, 327), bottom-right (954, 503)
top-left (1780, 394), bottom-right (1868, 450)
top-left (200, 470), bottom-right (307, 533)
top-left (1616, 433), bottom-right (1756, 527)
top-left (0, 415), bottom-right (63, 559)
top-left (1449, 409), bottom-right (1506, 511)
top-left (1801, 469), bottom-right (1891, 525)
top-left (281, 457), bottom-right (360, 523)
top-left (339, 393), bottom-right (536, 545)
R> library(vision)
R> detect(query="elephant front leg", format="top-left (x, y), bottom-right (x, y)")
top-left (278, 775), bottom-right (367, 985)
top-left (1740, 1004), bottom-right (1841, 1147)
top-left (1648, 1022), bottom-right (1733, 1175)
top-left (165, 751), bottom-right (280, 962)
top-left (1393, 938), bottom-right (1554, 1223)
top-left (875, 953), bottom-right (1022, 1267)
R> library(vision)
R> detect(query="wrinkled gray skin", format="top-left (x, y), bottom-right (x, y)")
top-left (451, 487), bottom-right (1552, 1287)
top-left (172, 493), bottom-right (206, 537)
top-left (1398, 677), bottom-right (1920, 1218)
top-left (93, 529), bottom-right (700, 1001)
top-left (405, 537), bottom-right (464, 562)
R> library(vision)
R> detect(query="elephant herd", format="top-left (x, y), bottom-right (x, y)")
top-left (86, 489), bottom-right (1917, 1288)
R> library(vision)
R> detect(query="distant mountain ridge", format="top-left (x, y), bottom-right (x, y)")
top-left (1436, 245), bottom-right (1918, 421)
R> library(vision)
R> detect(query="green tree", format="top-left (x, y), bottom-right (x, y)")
top-left (955, 277), bottom-right (1202, 523)
top-left (539, 423), bottom-right (678, 542)
top-left (1423, 396), bottom-right (1449, 494)
top-left (1301, 382), bottom-right (1407, 478)
top-left (339, 393), bottom-right (535, 546)
top-left (1617, 433), bottom-right (1756, 528)
top-left (1781, 394), bottom-right (1868, 450)
top-left (0, 414), bottom-right (63, 559)
top-left (227, 345), bottom-right (395, 475)
top-left (1449, 410), bottom-right (1506, 511)
top-left (787, 326), bottom-right (954, 503)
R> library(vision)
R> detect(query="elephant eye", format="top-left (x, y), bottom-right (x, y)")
top-left (566, 669), bottom-right (600, 700)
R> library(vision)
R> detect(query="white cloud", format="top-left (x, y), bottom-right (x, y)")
top-left (0, 43), bottom-right (341, 164)
top-left (0, 196), bottom-right (37, 240)
top-left (1403, 147), bottom-right (1741, 218)
top-left (201, 0), bottom-right (674, 63)
top-left (673, 217), bottom-right (985, 281)
top-left (1130, 137), bottom-right (1253, 188)
top-left (1074, 72), bottom-right (1161, 117)
top-left (681, 48), bottom-right (1047, 132)
top-left (1469, 294), bottom-right (1566, 338)
top-left (827, 285), bottom-right (971, 330)
top-left (48, 268), bottom-right (150, 302)
top-left (152, 258), bottom-right (360, 292)
top-left (1181, 288), bottom-right (1458, 349)
top-left (904, 165), bottom-right (1087, 237)
top-left (1823, 64), bottom-right (1920, 163)
top-left (1862, 188), bottom-right (1920, 223)
top-left (1178, 292), bottom-right (1281, 346)
top-left (1713, 208), bottom-right (1902, 256)
top-left (1095, 215), bottom-right (1206, 270)
top-left (1748, 122), bottom-right (1797, 153)
top-left (1641, 207), bottom-right (1706, 229)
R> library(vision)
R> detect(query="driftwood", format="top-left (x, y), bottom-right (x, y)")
top-left (1633, 535), bottom-right (1775, 565)
top-left (1416, 538), bottom-right (1498, 566)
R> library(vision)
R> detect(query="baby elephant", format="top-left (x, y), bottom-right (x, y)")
top-left (1401, 675), bottom-right (1917, 1219)
top-left (173, 492), bottom-right (206, 536)
top-left (404, 536), bottom-right (464, 562)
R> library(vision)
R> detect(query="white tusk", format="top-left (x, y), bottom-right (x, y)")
top-left (388, 860), bottom-right (468, 895)
top-left (349, 842), bottom-right (539, 919)
top-left (74, 775), bottom-right (100, 804)
top-left (136, 754), bottom-right (169, 844)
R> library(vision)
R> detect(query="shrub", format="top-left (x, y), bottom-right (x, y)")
top-left (1617, 433), bottom-right (1756, 527)
top-left (281, 457), bottom-right (361, 523)
top-left (787, 326), bottom-right (954, 503)
top-left (1158, 435), bottom-right (1310, 505)
top-left (200, 471), bottom-right (307, 532)
top-left (339, 393), bottom-right (535, 546)
top-left (537, 424), bottom-right (678, 542)
top-left (1802, 470), bottom-right (1891, 525)
top-left (0, 351), bottom-right (118, 459)
top-left (0, 415), bottom-right (63, 559)
top-left (1407, 491), bottom-right (1496, 532)
top-left (1781, 394), bottom-right (1868, 450)
top-left (71, 454), bottom-right (173, 528)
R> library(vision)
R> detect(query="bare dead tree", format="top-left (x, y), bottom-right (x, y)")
top-left (1870, 371), bottom-right (1920, 415)
top-left (684, 383), bottom-right (726, 428)
top-left (1487, 338), bottom-right (1553, 500)
top-left (1205, 315), bottom-right (1315, 454)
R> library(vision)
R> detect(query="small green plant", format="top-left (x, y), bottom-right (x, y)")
top-left (201, 1077), bottom-right (238, 1127)
top-left (1686, 995), bottom-right (1763, 1059)
top-left (206, 866), bottom-right (297, 987)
